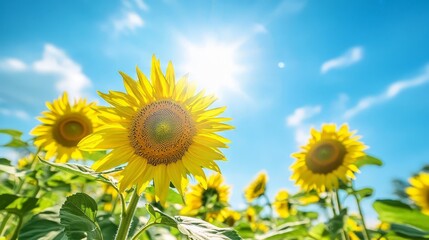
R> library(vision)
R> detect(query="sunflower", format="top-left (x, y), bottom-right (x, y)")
top-left (79, 56), bottom-right (233, 204)
top-left (244, 171), bottom-right (268, 202)
top-left (273, 189), bottom-right (292, 218)
top-left (17, 154), bottom-right (34, 170)
top-left (217, 208), bottom-right (241, 227)
top-left (31, 92), bottom-right (99, 163)
top-left (246, 207), bottom-right (269, 233)
top-left (181, 173), bottom-right (230, 221)
top-left (290, 124), bottom-right (366, 192)
top-left (406, 172), bottom-right (429, 215)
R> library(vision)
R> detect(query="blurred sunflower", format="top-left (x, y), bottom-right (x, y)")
top-left (346, 217), bottom-right (363, 240)
top-left (246, 207), bottom-right (269, 233)
top-left (217, 208), bottom-right (241, 227)
top-left (244, 171), bottom-right (268, 202)
top-left (273, 189), bottom-right (292, 218)
top-left (79, 56), bottom-right (232, 204)
top-left (181, 173), bottom-right (230, 221)
top-left (406, 172), bottom-right (429, 214)
top-left (31, 92), bottom-right (99, 163)
top-left (16, 154), bottom-right (34, 170)
top-left (290, 124), bottom-right (366, 192)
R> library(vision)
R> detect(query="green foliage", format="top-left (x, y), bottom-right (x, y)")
top-left (0, 129), bottom-right (28, 148)
top-left (374, 200), bottom-right (429, 231)
top-left (355, 154), bottom-right (383, 168)
top-left (145, 204), bottom-right (242, 240)
top-left (0, 194), bottom-right (38, 217)
top-left (59, 193), bottom-right (103, 239)
top-left (19, 209), bottom-right (66, 240)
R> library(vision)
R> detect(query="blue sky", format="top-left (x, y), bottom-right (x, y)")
top-left (1, 0), bottom-right (429, 224)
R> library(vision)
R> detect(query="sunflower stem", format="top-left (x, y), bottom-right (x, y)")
top-left (130, 222), bottom-right (156, 240)
top-left (115, 189), bottom-right (140, 240)
top-left (351, 186), bottom-right (370, 240)
top-left (262, 194), bottom-right (273, 218)
top-left (332, 191), bottom-right (349, 240)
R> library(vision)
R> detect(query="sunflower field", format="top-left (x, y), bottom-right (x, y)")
top-left (1, 56), bottom-right (428, 240)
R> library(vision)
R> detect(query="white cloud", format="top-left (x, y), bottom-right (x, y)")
top-left (0, 108), bottom-right (30, 120)
top-left (0, 58), bottom-right (27, 72)
top-left (286, 105), bottom-right (321, 127)
top-left (321, 46), bottom-right (363, 74)
top-left (113, 11), bottom-right (144, 33)
top-left (134, 0), bottom-right (149, 11)
top-left (286, 105), bottom-right (321, 145)
top-left (274, 0), bottom-right (307, 16)
top-left (344, 64), bottom-right (429, 119)
top-left (278, 62), bottom-right (285, 68)
top-left (253, 23), bottom-right (268, 34)
top-left (32, 44), bottom-right (92, 100)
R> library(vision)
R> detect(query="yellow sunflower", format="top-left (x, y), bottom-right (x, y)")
top-left (217, 208), bottom-right (241, 227)
top-left (246, 207), bottom-right (269, 233)
top-left (31, 92), bottom-right (99, 163)
top-left (181, 173), bottom-right (230, 220)
top-left (17, 154), bottom-right (34, 170)
top-left (79, 56), bottom-right (233, 204)
top-left (273, 189), bottom-right (292, 218)
top-left (406, 172), bottom-right (429, 215)
top-left (244, 171), bottom-right (268, 202)
top-left (290, 124), bottom-right (366, 192)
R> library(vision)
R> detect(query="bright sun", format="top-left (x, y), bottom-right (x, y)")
top-left (179, 38), bottom-right (245, 97)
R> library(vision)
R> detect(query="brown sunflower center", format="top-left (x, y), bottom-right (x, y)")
top-left (306, 140), bottom-right (347, 174)
top-left (202, 187), bottom-right (220, 206)
top-left (53, 113), bottom-right (93, 147)
top-left (130, 100), bottom-right (196, 166)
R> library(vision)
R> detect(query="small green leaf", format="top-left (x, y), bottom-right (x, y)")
top-left (19, 208), bottom-right (66, 240)
top-left (0, 194), bottom-right (38, 216)
top-left (0, 129), bottom-right (28, 148)
top-left (373, 200), bottom-right (429, 231)
top-left (97, 214), bottom-right (118, 240)
top-left (83, 151), bottom-right (107, 161)
top-left (257, 227), bottom-right (307, 240)
top-left (355, 155), bottom-right (383, 168)
top-left (326, 209), bottom-right (347, 237)
top-left (390, 223), bottom-right (429, 238)
top-left (175, 216), bottom-right (243, 240)
top-left (348, 188), bottom-right (374, 200)
top-left (60, 193), bottom-right (103, 240)
top-left (146, 204), bottom-right (178, 227)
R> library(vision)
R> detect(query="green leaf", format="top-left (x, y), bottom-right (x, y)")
top-left (82, 151), bottom-right (107, 161)
top-left (373, 200), bottom-right (429, 231)
top-left (0, 129), bottom-right (28, 148)
top-left (326, 209), bottom-right (347, 237)
top-left (19, 208), bottom-right (66, 240)
top-left (146, 204), bottom-right (178, 227)
top-left (0, 194), bottom-right (38, 216)
top-left (390, 223), bottom-right (429, 238)
top-left (306, 223), bottom-right (330, 240)
top-left (60, 193), bottom-right (103, 240)
top-left (40, 158), bottom-right (117, 185)
top-left (257, 227), bottom-right (307, 240)
top-left (348, 188), bottom-right (374, 200)
top-left (355, 155), bottom-right (383, 168)
top-left (175, 216), bottom-right (242, 240)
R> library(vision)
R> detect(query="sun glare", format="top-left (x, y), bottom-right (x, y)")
top-left (180, 39), bottom-right (245, 97)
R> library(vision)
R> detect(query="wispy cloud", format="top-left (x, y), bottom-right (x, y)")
top-left (274, 0), bottom-right (307, 16)
top-left (344, 64), bottom-right (429, 119)
top-left (0, 58), bottom-right (27, 72)
top-left (321, 46), bottom-right (363, 74)
top-left (113, 11), bottom-right (144, 33)
top-left (286, 105), bottom-right (321, 127)
top-left (0, 108), bottom-right (30, 120)
top-left (286, 105), bottom-right (321, 145)
top-left (33, 44), bottom-right (92, 100)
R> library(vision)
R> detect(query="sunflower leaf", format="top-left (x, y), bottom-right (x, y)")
top-left (0, 128), bottom-right (28, 148)
top-left (355, 155), bottom-right (383, 168)
top-left (389, 223), bottom-right (429, 238)
top-left (39, 158), bottom-right (115, 185)
top-left (175, 215), bottom-right (243, 240)
top-left (373, 199), bottom-right (429, 231)
top-left (19, 208), bottom-right (66, 240)
top-left (146, 204), bottom-right (178, 227)
top-left (0, 194), bottom-right (39, 217)
top-left (60, 193), bottom-right (103, 240)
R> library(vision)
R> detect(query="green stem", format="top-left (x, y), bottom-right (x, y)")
top-left (352, 189), bottom-right (370, 240)
top-left (262, 194), bottom-right (273, 218)
top-left (332, 191), bottom-right (349, 240)
top-left (115, 189), bottom-right (140, 240)
top-left (10, 216), bottom-right (23, 240)
top-left (130, 222), bottom-right (156, 240)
